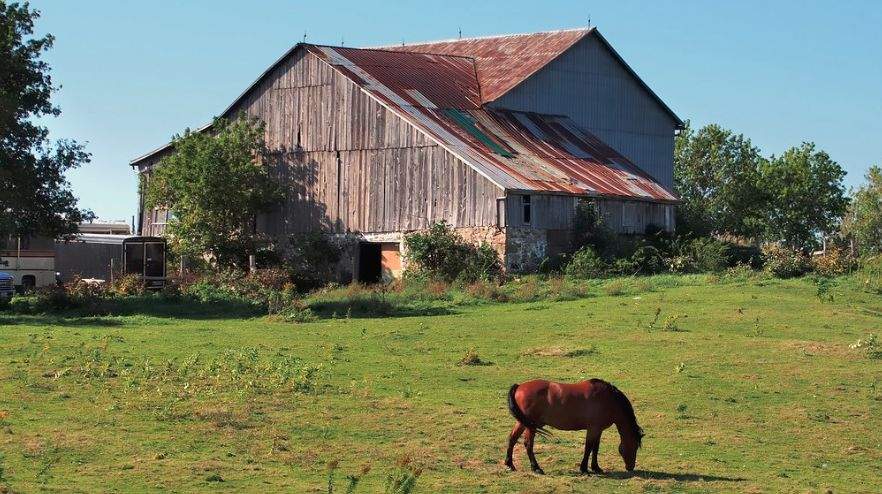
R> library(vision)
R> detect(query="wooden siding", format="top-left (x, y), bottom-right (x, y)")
top-left (264, 145), bottom-right (501, 234)
top-left (595, 199), bottom-right (674, 234)
top-left (490, 35), bottom-right (677, 189)
top-left (139, 50), bottom-right (503, 237)
top-left (504, 194), bottom-right (577, 229)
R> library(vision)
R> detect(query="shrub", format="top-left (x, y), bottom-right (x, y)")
top-left (687, 238), bottom-right (730, 272)
top-left (564, 246), bottom-right (607, 279)
top-left (811, 247), bottom-right (856, 277)
top-left (9, 277), bottom-right (109, 314)
top-left (282, 233), bottom-right (342, 289)
top-left (726, 243), bottom-right (764, 269)
top-left (857, 256), bottom-right (882, 294)
top-left (613, 245), bottom-right (666, 276)
top-left (404, 221), bottom-right (501, 282)
top-left (762, 244), bottom-right (812, 278)
top-left (181, 268), bottom-right (296, 309)
top-left (537, 253), bottom-right (568, 274)
top-left (110, 273), bottom-right (145, 296)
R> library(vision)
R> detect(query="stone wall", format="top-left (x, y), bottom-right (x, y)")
top-left (325, 224), bottom-right (574, 280)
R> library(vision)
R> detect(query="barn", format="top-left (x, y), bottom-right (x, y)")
top-left (131, 28), bottom-right (682, 281)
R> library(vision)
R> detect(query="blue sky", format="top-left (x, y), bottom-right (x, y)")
top-left (30, 0), bottom-right (882, 221)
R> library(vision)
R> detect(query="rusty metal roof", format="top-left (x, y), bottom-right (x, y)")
top-left (381, 28), bottom-right (590, 103)
top-left (309, 45), bottom-right (677, 202)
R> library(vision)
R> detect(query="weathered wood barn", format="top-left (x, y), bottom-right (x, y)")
top-left (131, 28), bottom-right (682, 281)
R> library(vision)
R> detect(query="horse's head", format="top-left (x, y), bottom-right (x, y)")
top-left (618, 427), bottom-right (643, 471)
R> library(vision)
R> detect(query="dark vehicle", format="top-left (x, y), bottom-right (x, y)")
top-left (123, 236), bottom-right (167, 289)
top-left (0, 272), bottom-right (14, 300)
top-left (55, 235), bottom-right (167, 289)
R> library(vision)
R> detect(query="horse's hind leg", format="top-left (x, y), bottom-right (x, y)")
top-left (505, 423), bottom-right (525, 471)
top-left (524, 428), bottom-right (544, 474)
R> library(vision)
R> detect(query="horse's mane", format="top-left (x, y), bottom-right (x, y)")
top-left (590, 379), bottom-right (644, 449)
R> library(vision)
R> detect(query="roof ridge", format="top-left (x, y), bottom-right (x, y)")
top-left (308, 43), bottom-right (478, 61)
top-left (367, 27), bottom-right (591, 49)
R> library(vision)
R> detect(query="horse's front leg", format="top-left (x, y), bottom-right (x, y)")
top-left (590, 430), bottom-right (604, 474)
top-left (505, 422), bottom-right (525, 471)
top-left (579, 430), bottom-right (593, 474)
top-left (524, 428), bottom-right (544, 474)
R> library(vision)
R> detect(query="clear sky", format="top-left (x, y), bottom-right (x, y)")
top-left (29, 0), bottom-right (882, 222)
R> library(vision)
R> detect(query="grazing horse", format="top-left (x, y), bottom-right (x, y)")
top-left (504, 378), bottom-right (643, 475)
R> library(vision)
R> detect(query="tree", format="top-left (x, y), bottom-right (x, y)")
top-left (0, 2), bottom-right (92, 238)
top-left (144, 117), bottom-right (282, 269)
top-left (674, 121), bottom-right (767, 238)
top-left (759, 143), bottom-right (848, 251)
top-left (842, 166), bottom-right (882, 255)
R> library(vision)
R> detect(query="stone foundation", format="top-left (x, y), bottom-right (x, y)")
top-left (323, 224), bottom-right (570, 281)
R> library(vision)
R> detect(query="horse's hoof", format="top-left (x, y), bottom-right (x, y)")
top-left (532, 467), bottom-right (545, 475)
top-left (592, 467), bottom-right (604, 474)
top-left (579, 467), bottom-right (589, 475)
top-left (504, 462), bottom-right (516, 472)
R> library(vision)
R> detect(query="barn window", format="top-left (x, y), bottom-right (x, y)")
top-left (622, 202), bottom-right (636, 233)
top-left (522, 195), bottom-right (532, 224)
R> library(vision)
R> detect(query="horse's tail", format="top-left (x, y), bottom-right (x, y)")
top-left (507, 384), bottom-right (551, 437)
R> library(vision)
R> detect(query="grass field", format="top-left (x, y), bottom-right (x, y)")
top-left (1, 274), bottom-right (881, 493)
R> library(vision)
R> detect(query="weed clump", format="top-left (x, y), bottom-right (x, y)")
top-left (458, 349), bottom-right (492, 366)
top-left (850, 334), bottom-right (880, 359)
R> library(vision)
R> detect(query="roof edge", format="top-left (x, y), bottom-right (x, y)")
top-left (368, 27), bottom-right (592, 50)
top-left (131, 43), bottom-right (312, 167)
top-left (588, 30), bottom-right (684, 129)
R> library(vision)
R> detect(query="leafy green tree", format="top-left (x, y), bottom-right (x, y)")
top-left (674, 122), bottom-right (767, 238)
top-left (842, 166), bottom-right (882, 255)
top-left (759, 143), bottom-right (848, 251)
top-left (145, 117), bottom-right (282, 269)
top-left (0, 2), bottom-right (93, 238)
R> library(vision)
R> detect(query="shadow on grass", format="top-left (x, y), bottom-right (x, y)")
top-left (605, 470), bottom-right (747, 482)
top-left (307, 299), bottom-right (455, 319)
top-left (0, 297), bottom-right (263, 325)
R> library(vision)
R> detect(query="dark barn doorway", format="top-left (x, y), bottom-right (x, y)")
top-left (357, 242), bottom-right (382, 284)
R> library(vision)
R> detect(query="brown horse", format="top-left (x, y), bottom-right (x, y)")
top-left (504, 378), bottom-right (643, 475)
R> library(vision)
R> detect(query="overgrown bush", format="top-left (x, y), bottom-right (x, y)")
top-left (762, 244), bottom-right (812, 278)
top-left (404, 221), bottom-right (501, 283)
top-left (565, 246), bottom-right (607, 279)
top-left (811, 247), bottom-right (856, 277)
top-left (10, 277), bottom-right (108, 314)
top-left (669, 237), bottom-right (730, 273)
top-left (109, 273), bottom-right (146, 296)
top-left (612, 245), bottom-right (666, 276)
top-left (182, 268), bottom-right (295, 307)
top-left (857, 256), bottom-right (882, 294)
top-left (282, 233), bottom-right (342, 289)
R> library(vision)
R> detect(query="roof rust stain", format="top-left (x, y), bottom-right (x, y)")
top-left (381, 29), bottom-right (590, 103)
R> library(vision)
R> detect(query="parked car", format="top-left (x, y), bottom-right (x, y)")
top-left (0, 272), bottom-right (14, 300)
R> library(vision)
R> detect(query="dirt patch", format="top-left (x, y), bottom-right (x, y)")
top-left (523, 346), bottom-right (596, 358)
top-left (780, 340), bottom-right (849, 357)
